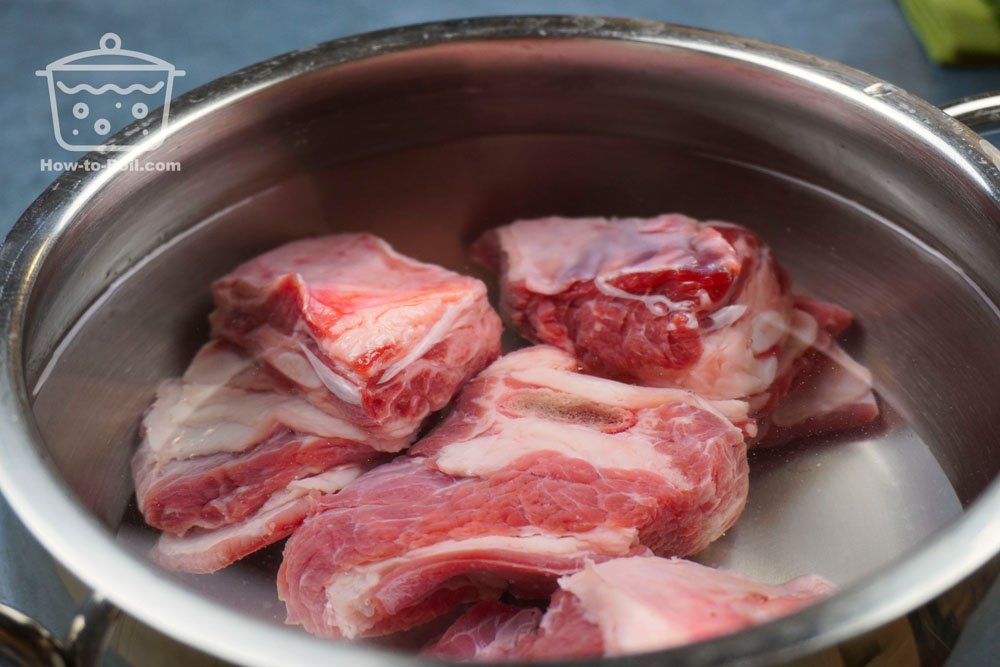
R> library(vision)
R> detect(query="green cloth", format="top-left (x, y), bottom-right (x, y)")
top-left (901, 0), bottom-right (1000, 64)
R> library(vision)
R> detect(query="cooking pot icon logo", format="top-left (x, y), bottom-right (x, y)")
top-left (36, 33), bottom-right (185, 152)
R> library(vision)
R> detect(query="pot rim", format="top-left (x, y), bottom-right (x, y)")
top-left (2, 15), bottom-right (1000, 667)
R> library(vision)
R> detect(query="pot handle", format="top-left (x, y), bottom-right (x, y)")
top-left (941, 91), bottom-right (1000, 132)
top-left (0, 595), bottom-right (118, 667)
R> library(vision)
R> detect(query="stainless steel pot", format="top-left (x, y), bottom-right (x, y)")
top-left (2, 15), bottom-right (1000, 667)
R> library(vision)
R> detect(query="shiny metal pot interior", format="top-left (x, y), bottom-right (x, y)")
top-left (3, 15), bottom-right (1000, 667)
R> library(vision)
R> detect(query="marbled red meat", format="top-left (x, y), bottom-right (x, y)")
top-left (211, 233), bottom-right (502, 440)
top-left (474, 215), bottom-right (878, 443)
top-left (132, 342), bottom-right (393, 572)
top-left (526, 557), bottom-right (834, 658)
top-left (411, 346), bottom-right (751, 553)
top-left (278, 346), bottom-right (748, 638)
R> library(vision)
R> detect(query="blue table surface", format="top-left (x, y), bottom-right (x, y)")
top-left (1, 1), bottom-right (999, 664)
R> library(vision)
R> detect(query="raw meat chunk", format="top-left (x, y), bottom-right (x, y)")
top-left (135, 235), bottom-right (503, 573)
top-left (278, 346), bottom-right (749, 638)
top-left (133, 343), bottom-right (392, 533)
top-left (412, 346), bottom-right (752, 554)
top-left (422, 602), bottom-right (542, 661)
top-left (472, 215), bottom-right (777, 398)
top-left (474, 215), bottom-right (878, 443)
top-left (211, 234), bottom-right (502, 439)
top-left (133, 343), bottom-right (390, 572)
top-left (427, 557), bottom-right (834, 660)
top-left (526, 557), bottom-right (834, 658)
